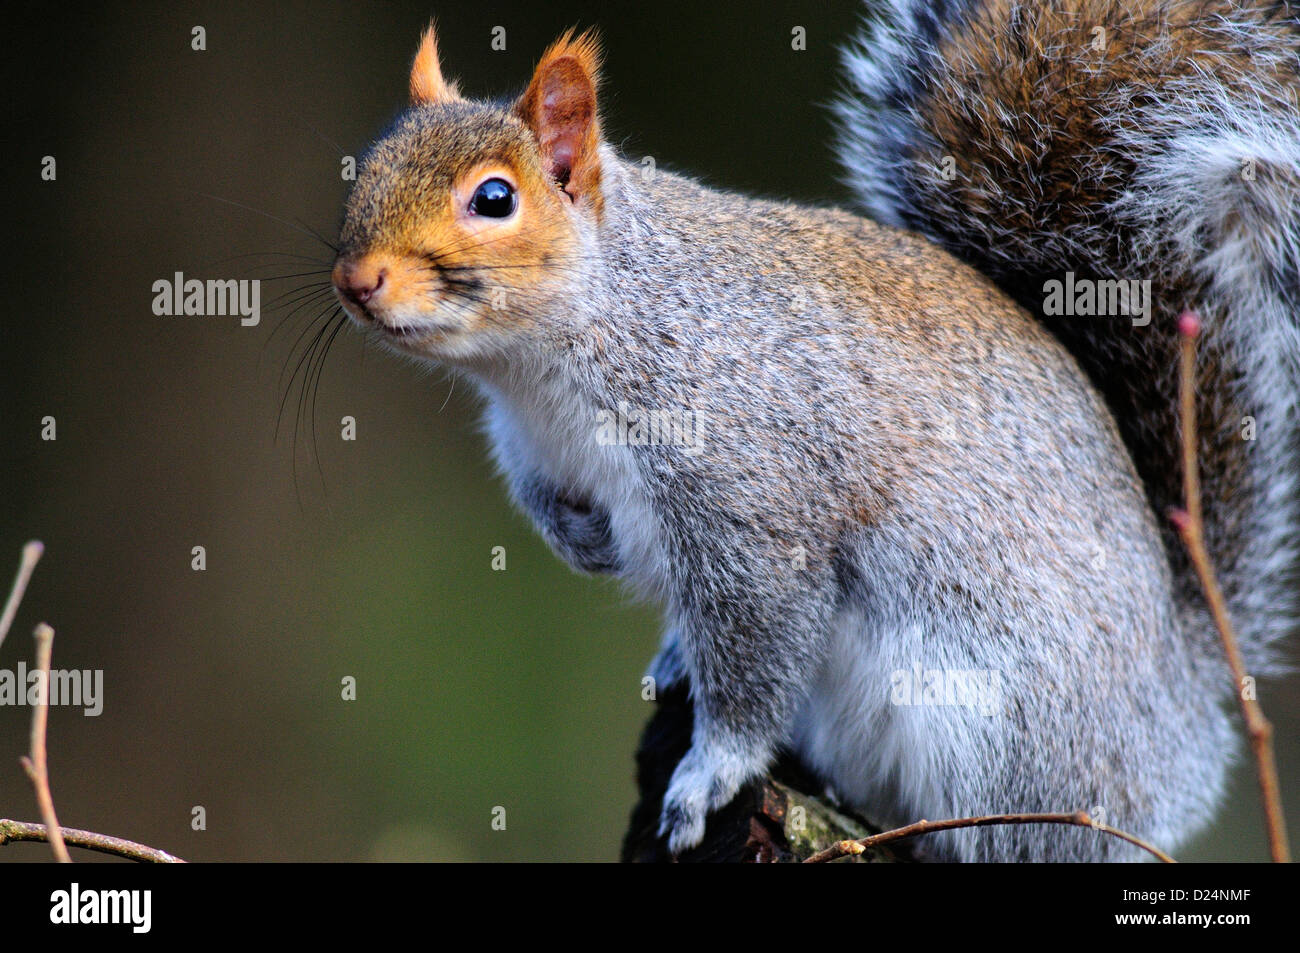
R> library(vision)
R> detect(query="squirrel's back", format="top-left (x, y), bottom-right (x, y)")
top-left (838, 0), bottom-right (1300, 669)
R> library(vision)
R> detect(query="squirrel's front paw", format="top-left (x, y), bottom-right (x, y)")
top-left (549, 496), bottom-right (619, 573)
top-left (656, 742), bottom-right (761, 855)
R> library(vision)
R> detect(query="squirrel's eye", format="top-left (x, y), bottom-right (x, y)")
top-left (469, 178), bottom-right (517, 218)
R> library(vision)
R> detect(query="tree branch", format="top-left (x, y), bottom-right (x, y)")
top-left (0, 541), bottom-right (42, 652)
top-left (1169, 310), bottom-right (1290, 863)
top-left (0, 819), bottom-right (185, 863)
top-left (19, 623), bottom-right (71, 863)
top-left (802, 811), bottom-right (1175, 864)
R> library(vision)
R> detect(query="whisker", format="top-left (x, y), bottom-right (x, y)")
top-left (262, 288), bottom-right (341, 366)
top-left (247, 266), bottom-right (336, 281)
top-left (279, 301), bottom-right (342, 393)
top-left (304, 312), bottom-right (350, 487)
top-left (188, 190), bottom-right (338, 253)
top-left (263, 280), bottom-right (336, 313)
top-left (437, 373), bottom-right (457, 414)
top-left (272, 107), bottom-right (349, 160)
top-left (291, 315), bottom-right (337, 497)
top-left (419, 216), bottom-right (583, 262)
top-left (205, 250), bottom-right (331, 268)
top-left (439, 285), bottom-right (493, 308)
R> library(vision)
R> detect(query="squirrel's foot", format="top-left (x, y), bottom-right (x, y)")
top-left (657, 740), bottom-right (765, 855)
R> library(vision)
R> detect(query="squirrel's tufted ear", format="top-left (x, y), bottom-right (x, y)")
top-left (516, 29), bottom-right (604, 213)
top-left (409, 22), bottom-right (461, 106)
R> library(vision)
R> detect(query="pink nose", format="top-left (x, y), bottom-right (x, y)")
top-left (333, 259), bottom-right (387, 306)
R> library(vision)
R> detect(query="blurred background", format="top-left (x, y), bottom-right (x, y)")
top-left (2, 0), bottom-right (1296, 862)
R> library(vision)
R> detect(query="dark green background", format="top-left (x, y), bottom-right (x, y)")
top-left (2, 0), bottom-right (1295, 861)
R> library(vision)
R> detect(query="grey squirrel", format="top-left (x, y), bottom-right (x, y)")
top-left (330, 3), bottom-right (1299, 860)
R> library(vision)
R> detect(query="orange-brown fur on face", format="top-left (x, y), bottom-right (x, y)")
top-left (334, 105), bottom-right (582, 356)
top-left (333, 27), bottom-right (602, 360)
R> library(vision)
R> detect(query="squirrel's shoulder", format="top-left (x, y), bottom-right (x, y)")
top-left (606, 154), bottom-right (1049, 354)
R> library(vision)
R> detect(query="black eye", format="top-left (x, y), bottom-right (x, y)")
top-left (469, 178), bottom-right (517, 218)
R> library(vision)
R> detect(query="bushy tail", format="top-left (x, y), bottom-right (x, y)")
top-left (836, 0), bottom-right (1300, 669)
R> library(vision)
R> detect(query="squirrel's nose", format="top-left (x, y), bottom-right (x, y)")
top-left (333, 259), bottom-right (387, 307)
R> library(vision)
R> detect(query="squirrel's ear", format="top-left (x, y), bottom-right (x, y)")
top-left (409, 22), bottom-right (461, 106)
top-left (516, 29), bottom-right (603, 211)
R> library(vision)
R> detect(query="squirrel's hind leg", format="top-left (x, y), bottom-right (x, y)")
top-left (656, 531), bottom-right (838, 854)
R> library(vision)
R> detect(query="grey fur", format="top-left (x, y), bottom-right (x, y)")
top-left (336, 3), bottom-right (1299, 860)
top-left (510, 471), bottom-right (620, 574)
top-left (836, 0), bottom-right (1300, 673)
top-left (467, 157), bottom-right (1234, 860)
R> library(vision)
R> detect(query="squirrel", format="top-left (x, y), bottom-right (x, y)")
top-left (330, 5), bottom-right (1299, 861)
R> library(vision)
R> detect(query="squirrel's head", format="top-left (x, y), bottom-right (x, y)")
top-left (332, 24), bottom-right (604, 363)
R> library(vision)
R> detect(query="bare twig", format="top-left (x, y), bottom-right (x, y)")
top-left (0, 542), bottom-right (184, 864)
top-left (0, 819), bottom-right (185, 863)
top-left (1169, 310), bottom-right (1290, 863)
top-left (0, 541), bottom-right (43, 652)
top-left (802, 810), bottom-right (1175, 863)
top-left (19, 623), bottom-right (71, 862)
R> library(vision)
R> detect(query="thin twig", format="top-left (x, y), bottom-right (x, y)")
top-left (0, 543), bottom-right (184, 864)
top-left (802, 810), bottom-right (1175, 863)
top-left (1169, 310), bottom-right (1290, 863)
top-left (0, 819), bottom-right (185, 863)
top-left (0, 541), bottom-right (43, 652)
top-left (20, 623), bottom-right (71, 862)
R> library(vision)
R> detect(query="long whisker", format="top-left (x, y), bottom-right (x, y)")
top-left (261, 285), bottom-right (336, 349)
top-left (274, 107), bottom-right (349, 159)
top-left (188, 190), bottom-right (338, 253)
top-left (246, 266), bottom-right (336, 281)
top-left (304, 312), bottom-right (350, 492)
top-left (263, 280), bottom-right (336, 314)
top-left (204, 250), bottom-right (330, 268)
top-left (262, 287), bottom-right (340, 366)
top-left (279, 308), bottom-right (334, 412)
top-left (252, 209), bottom-right (600, 503)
